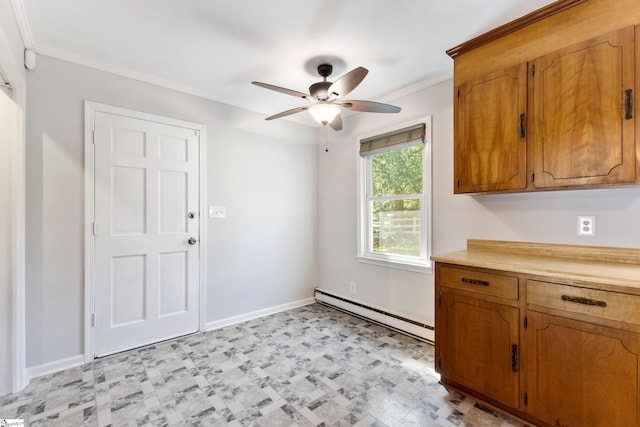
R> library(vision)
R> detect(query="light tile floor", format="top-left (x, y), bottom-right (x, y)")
top-left (0, 303), bottom-right (523, 426)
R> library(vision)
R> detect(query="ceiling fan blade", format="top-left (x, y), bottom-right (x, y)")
top-left (328, 114), bottom-right (343, 131)
top-left (327, 67), bottom-right (368, 99)
top-left (252, 81), bottom-right (311, 100)
top-left (339, 100), bottom-right (401, 113)
top-left (265, 106), bottom-right (309, 120)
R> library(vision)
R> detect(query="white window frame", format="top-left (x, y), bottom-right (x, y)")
top-left (356, 116), bottom-right (432, 273)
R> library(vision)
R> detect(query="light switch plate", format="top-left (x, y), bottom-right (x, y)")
top-left (209, 206), bottom-right (226, 219)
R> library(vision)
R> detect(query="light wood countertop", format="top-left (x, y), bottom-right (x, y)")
top-left (431, 240), bottom-right (640, 294)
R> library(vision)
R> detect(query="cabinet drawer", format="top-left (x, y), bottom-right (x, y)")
top-left (438, 266), bottom-right (518, 300)
top-left (527, 280), bottom-right (640, 326)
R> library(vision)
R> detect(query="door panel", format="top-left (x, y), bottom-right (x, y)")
top-left (93, 110), bottom-right (200, 356)
top-left (455, 63), bottom-right (528, 193)
top-left (158, 251), bottom-right (187, 316)
top-left (526, 311), bottom-right (640, 426)
top-left (111, 254), bottom-right (146, 326)
top-left (532, 26), bottom-right (635, 187)
top-left (439, 290), bottom-right (520, 408)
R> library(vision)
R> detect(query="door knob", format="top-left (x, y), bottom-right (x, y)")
top-left (188, 237), bottom-right (197, 245)
top-left (188, 211), bottom-right (196, 219)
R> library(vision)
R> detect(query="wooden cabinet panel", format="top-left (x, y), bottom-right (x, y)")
top-left (454, 63), bottom-right (528, 193)
top-left (526, 311), bottom-right (640, 426)
top-left (439, 266), bottom-right (518, 299)
top-left (531, 27), bottom-right (636, 188)
top-left (433, 241), bottom-right (640, 426)
top-left (438, 290), bottom-right (520, 408)
top-left (528, 279), bottom-right (640, 326)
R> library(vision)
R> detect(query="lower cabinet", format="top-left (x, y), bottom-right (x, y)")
top-left (435, 262), bottom-right (640, 427)
top-left (438, 291), bottom-right (520, 408)
top-left (526, 311), bottom-right (640, 427)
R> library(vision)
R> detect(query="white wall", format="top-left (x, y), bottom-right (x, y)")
top-left (25, 55), bottom-right (318, 368)
top-left (318, 78), bottom-right (640, 329)
top-left (0, 87), bottom-right (16, 395)
top-left (0, 0), bottom-right (27, 396)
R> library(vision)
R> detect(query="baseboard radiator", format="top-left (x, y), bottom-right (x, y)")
top-left (314, 288), bottom-right (434, 343)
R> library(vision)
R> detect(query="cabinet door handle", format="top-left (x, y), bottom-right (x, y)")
top-left (511, 344), bottom-right (519, 372)
top-left (561, 294), bottom-right (607, 308)
top-left (625, 89), bottom-right (633, 120)
top-left (519, 113), bottom-right (526, 138)
top-left (461, 277), bottom-right (489, 287)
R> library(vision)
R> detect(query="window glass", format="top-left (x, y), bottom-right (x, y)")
top-left (357, 118), bottom-right (431, 272)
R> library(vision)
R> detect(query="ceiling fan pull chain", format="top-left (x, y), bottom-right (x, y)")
top-left (324, 125), bottom-right (329, 152)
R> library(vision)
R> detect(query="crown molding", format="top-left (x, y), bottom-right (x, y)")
top-left (10, 0), bottom-right (33, 48)
top-left (30, 43), bottom-right (213, 99)
top-left (379, 71), bottom-right (453, 103)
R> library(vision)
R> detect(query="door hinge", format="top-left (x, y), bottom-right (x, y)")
top-left (438, 358), bottom-right (442, 369)
top-left (524, 392), bottom-right (528, 406)
top-left (531, 64), bottom-right (536, 76)
top-left (531, 172), bottom-right (535, 183)
top-left (91, 313), bottom-right (95, 327)
top-left (92, 130), bottom-right (96, 144)
top-left (457, 179), bottom-right (460, 189)
top-left (524, 316), bottom-right (528, 329)
top-left (92, 222), bottom-right (98, 236)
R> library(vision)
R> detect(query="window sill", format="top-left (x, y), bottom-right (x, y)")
top-left (356, 256), bottom-right (433, 274)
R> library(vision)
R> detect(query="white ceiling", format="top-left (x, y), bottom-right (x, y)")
top-left (15, 0), bottom-right (556, 126)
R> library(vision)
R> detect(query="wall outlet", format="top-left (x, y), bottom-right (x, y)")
top-left (349, 281), bottom-right (356, 294)
top-left (577, 216), bottom-right (595, 236)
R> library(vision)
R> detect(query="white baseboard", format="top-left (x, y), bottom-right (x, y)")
top-left (26, 354), bottom-right (85, 382)
top-left (314, 288), bottom-right (435, 343)
top-left (205, 297), bottom-right (316, 331)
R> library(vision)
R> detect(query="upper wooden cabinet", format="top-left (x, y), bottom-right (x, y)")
top-left (531, 27), bottom-right (636, 189)
top-left (449, 0), bottom-right (640, 194)
top-left (455, 64), bottom-right (527, 193)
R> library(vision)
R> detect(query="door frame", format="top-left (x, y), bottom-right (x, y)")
top-left (83, 101), bottom-right (207, 361)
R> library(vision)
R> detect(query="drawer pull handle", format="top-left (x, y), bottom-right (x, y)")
top-left (561, 295), bottom-right (607, 308)
top-left (461, 277), bottom-right (489, 287)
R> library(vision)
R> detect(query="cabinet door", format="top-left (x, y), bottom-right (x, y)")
top-left (454, 63), bottom-right (528, 193)
top-left (531, 26), bottom-right (635, 188)
top-left (526, 311), bottom-right (640, 426)
top-left (438, 290), bottom-right (520, 408)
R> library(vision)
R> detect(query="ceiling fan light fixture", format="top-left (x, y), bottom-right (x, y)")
top-left (310, 102), bottom-right (340, 125)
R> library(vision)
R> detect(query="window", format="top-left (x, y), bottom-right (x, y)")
top-left (357, 118), bottom-right (431, 272)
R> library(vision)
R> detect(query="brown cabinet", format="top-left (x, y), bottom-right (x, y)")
top-left (433, 240), bottom-right (640, 427)
top-left (450, 2), bottom-right (640, 194)
top-left (436, 268), bottom-right (520, 408)
top-left (531, 27), bottom-right (636, 189)
top-left (455, 64), bottom-right (527, 193)
top-left (525, 311), bottom-right (640, 427)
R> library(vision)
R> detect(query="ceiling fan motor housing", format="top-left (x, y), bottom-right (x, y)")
top-left (309, 81), bottom-right (332, 100)
top-left (309, 64), bottom-right (335, 100)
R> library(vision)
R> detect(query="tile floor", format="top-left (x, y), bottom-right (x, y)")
top-left (0, 303), bottom-right (523, 426)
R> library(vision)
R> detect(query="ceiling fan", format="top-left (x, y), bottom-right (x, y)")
top-left (252, 64), bottom-right (401, 131)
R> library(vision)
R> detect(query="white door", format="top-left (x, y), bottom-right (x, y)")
top-left (93, 110), bottom-right (200, 356)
